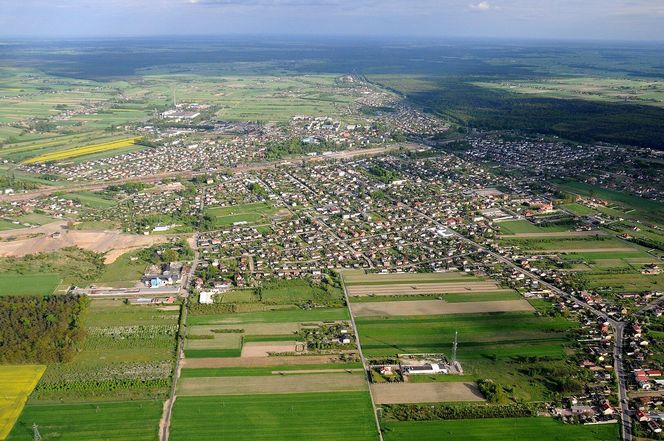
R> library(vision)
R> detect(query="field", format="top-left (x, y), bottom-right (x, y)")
top-left (475, 77), bottom-right (664, 108)
top-left (205, 202), bottom-right (280, 228)
top-left (381, 417), bottom-right (619, 441)
top-left (0, 365), bottom-right (45, 439)
top-left (7, 401), bottom-right (162, 441)
top-left (351, 300), bottom-right (534, 316)
top-left (371, 382), bottom-right (484, 404)
top-left (93, 250), bottom-right (147, 288)
top-left (355, 311), bottom-right (577, 401)
top-left (496, 219), bottom-right (570, 235)
top-left (0, 273), bottom-right (60, 296)
top-left (170, 392), bottom-right (378, 441)
top-left (178, 372), bottom-right (367, 396)
top-left (22, 137), bottom-right (142, 164)
top-left (342, 270), bottom-right (484, 285)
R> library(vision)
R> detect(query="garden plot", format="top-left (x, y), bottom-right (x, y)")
top-left (352, 300), bottom-right (534, 317)
top-left (371, 382), bottom-right (484, 404)
top-left (347, 282), bottom-right (509, 297)
top-left (177, 372), bottom-right (367, 396)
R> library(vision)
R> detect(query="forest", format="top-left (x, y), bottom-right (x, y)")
top-left (0, 294), bottom-right (89, 363)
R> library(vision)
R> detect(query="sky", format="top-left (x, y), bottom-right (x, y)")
top-left (1, 0), bottom-right (664, 40)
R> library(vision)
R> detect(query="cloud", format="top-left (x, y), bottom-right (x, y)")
top-left (469, 1), bottom-right (491, 12)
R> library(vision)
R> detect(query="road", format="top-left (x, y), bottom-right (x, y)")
top-left (410, 205), bottom-right (633, 441)
top-left (159, 236), bottom-right (200, 441)
top-left (339, 272), bottom-right (385, 441)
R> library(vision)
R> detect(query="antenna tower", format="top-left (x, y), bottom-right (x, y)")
top-left (32, 423), bottom-right (41, 441)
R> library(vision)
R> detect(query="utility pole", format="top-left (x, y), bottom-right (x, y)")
top-left (32, 423), bottom-right (41, 441)
top-left (452, 330), bottom-right (458, 363)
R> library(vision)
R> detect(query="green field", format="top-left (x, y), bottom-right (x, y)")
top-left (205, 202), bottom-right (280, 228)
top-left (381, 417), bottom-right (619, 441)
top-left (497, 220), bottom-right (569, 235)
top-left (59, 191), bottom-right (117, 209)
top-left (0, 273), bottom-right (60, 296)
top-left (188, 307), bottom-right (349, 326)
top-left (555, 180), bottom-right (664, 225)
top-left (7, 401), bottom-right (162, 441)
top-left (170, 392), bottom-right (378, 441)
top-left (181, 363), bottom-right (363, 378)
top-left (93, 251), bottom-right (146, 288)
top-left (356, 312), bottom-right (578, 401)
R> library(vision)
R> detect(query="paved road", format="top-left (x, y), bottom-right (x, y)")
top-left (160, 236), bottom-right (200, 441)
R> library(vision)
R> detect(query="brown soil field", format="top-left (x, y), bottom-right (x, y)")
top-left (177, 372), bottom-right (367, 396)
top-left (0, 221), bottom-right (165, 263)
top-left (347, 282), bottom-right (505, 296)
top-left (371, 382), bottom-right (484, 404)
top-left (182, 354), bottom-right (355, 369)
top-left (241, 341), bottom-right (302, 357)
top-left (352, 300), bottom-right (534, 317)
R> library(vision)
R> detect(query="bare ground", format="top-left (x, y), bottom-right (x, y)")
top-left (0, 221), bottom-right (165, 263)
top-left (177, 372), bottom-right (367, 396)
top-left (371, 382), bottom-right (484, 404)
top-left (240, 341), bottom-right (302, 357)
top-left (351, 299), bottom-right (535, 317)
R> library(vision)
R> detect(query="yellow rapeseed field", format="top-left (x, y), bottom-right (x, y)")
top-left (0, 365), bottom-right (45, 440)
top-left (22, 137), bottom-right (142, 164)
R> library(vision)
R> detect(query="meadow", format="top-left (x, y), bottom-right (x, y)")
top-left (0, 365), bottom-right (45, 439)
top-left (170, 392), bottom-right (378, 441)
top-left (188, 307), bottom-right (349, 326)
top-left (496, 219), bottom-right (570, 235)
top-left (0, 273), bottom-right (60, 296)
top-left (205, 202), bottom-right (280, 229)
top-left (7, 401), bottom-right (162, 441)
top-left (356, 312), bottom-right (577, 401)
top-left (381, 417), bottom-right (619, 441)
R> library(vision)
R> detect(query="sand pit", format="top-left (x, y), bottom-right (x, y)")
top-left (241, 341), bottom-right (303, 358)
top-left (347, 282), bottom-right (505, 296)
top-left (0, 222), bottom-right (165, 263)
top-left (351, 300), bottom-right (534, 317)
top-left (371, 382), bottom-right (484, 404)
top-left (178, 372), bottom-right (367, 396)
top-left (182, 354), bottom-right (357, 369)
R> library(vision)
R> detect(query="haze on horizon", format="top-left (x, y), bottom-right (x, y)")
top-left (1, 0), bottom-right (664, 41)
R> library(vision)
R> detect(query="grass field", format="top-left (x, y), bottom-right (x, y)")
top-left (0, 365), bottom-right (45, 439)
top-left (22, 137), bottom-right (142, 164)
top-left (497, 220), bottom-right (569, 235)
top-left (93, 251), bottom-right (146, 288)
top-left (188, 307), bottom-right (349, 326)
top-left (7, 401), bottom-right (162, 441)
top-left (356, 311), bottom-right (576, 401)
top-left (0, 273), bottom-right (60, 296)
top-left (170, 392), bottom-right (378, 441)
top-left (342, 270), bottom-right (483, 285)
top-left (206, 202), bottom-right (280, 228)
top-left (381, 417), bottom-right (619, 441)
top-left (58, 192), bottom-right (117, 209)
